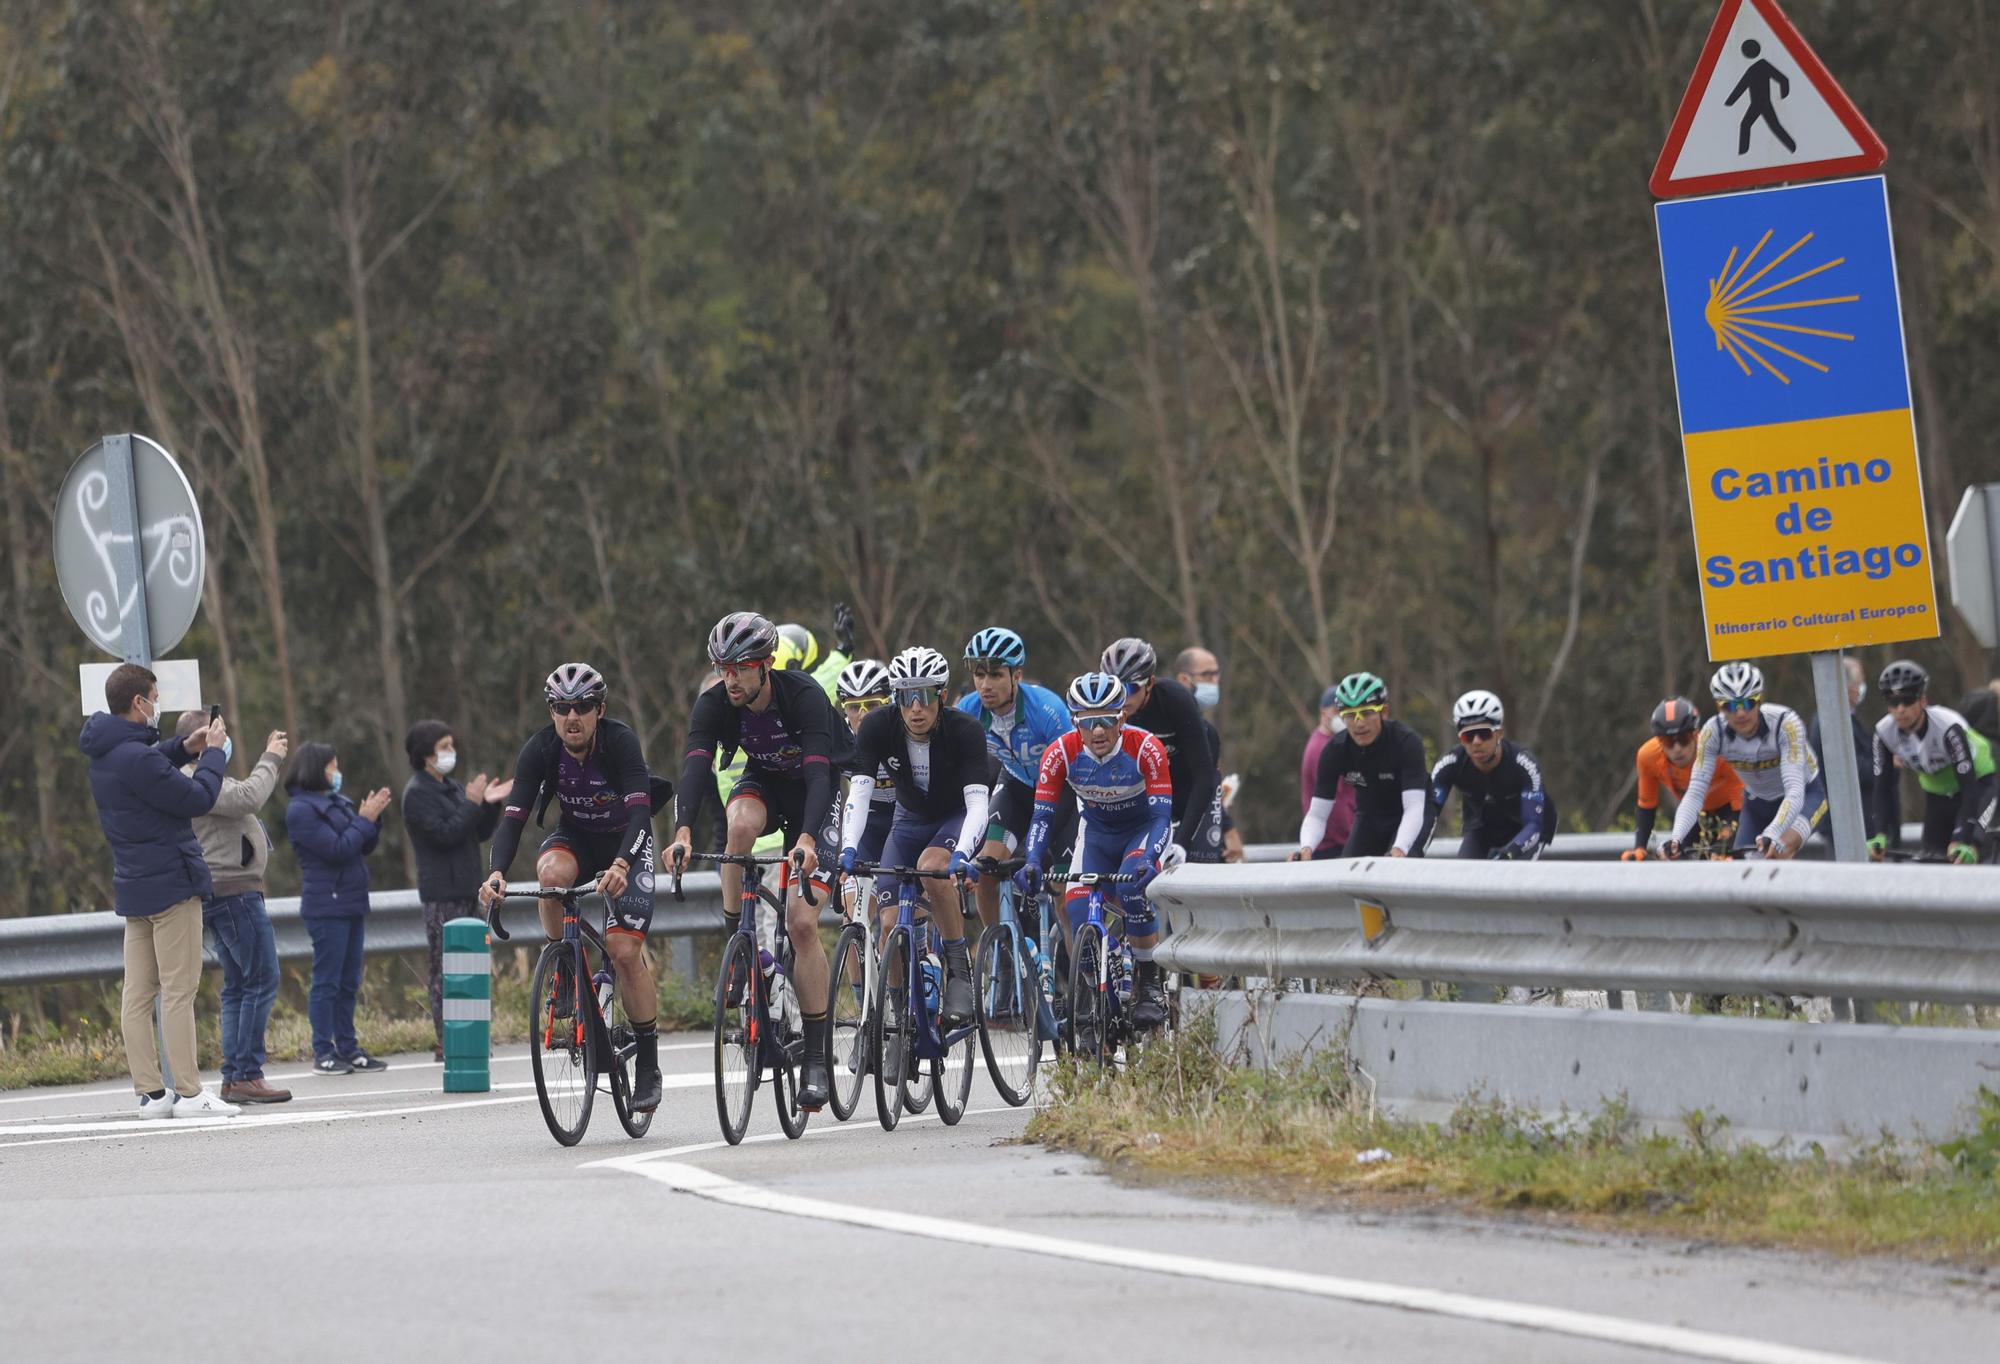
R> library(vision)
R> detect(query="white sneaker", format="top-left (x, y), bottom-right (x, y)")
top-left (136, 1090), bottom-right (177, 1119)
top-left (169, 1087), bottom-right (241, 1118)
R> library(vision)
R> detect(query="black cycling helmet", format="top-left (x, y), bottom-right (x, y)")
top-left (1100, 637), bottom-right (1158, 687)
top-left (544, 662), bottom-right (607, 706)
top-left (707, 611), bottom-right (778, 665)
top-left (1650, 696), bottom-right (1701, 737)
top-left (1879, 659), bottom-right (1929, 699)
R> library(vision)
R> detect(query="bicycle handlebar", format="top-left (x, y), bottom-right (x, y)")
top-left (484, 876), bottom-right (605, 941)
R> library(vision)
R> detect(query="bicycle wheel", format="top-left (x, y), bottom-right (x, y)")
top-left (902, 934), bottom-right (934, 1115)
top-left (773, 1033), bottom-right (808, 1139)
top-left (1069, 923), bottom-right (1111, 1070)
top-left (827, 922), bottom-right (870, 1121)
top-left (976, 921), bottom-right (1039, 1106)
top-left (606, 975), bottom-right (653, 1140)
top-left (530, 942), bottom-right (595, 1147)
top-left (713, 932), bottom-right (758, 1145)
top-left (871, 926), bottom-right (912, 1132)
top-left (933, 1011), bottom-right (977, 1125)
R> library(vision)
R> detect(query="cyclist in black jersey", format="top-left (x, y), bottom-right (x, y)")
top-left (478, 663), bottom-right (664, 1112)
top-left (1291, 671), bottom-right (1434, 859)
top-left (665, 612), bottom-right (855, 1111)
top-left (1101, 637), bottom-right (1224, 864)
top-left (1427, 690), bottom-right (1557, 859)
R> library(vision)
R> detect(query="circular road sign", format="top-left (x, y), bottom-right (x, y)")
top-left (53, 434), bottom-right (206, 659)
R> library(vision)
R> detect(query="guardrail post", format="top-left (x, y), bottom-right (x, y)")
top-left (441, 917), bottom-right (491, 1092)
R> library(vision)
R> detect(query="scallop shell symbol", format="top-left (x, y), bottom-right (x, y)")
top-left (1702, 229), bottom-right (1859, 384)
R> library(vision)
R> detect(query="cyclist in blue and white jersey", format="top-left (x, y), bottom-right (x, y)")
top-left (1016, 672), bottom-right (1176, 1032)
top-left (1869, 659), bottom-right (1998, 863)
top-left (955, 626), bottom-right (1077, 928)
top-left (1664, 662), bottom-right (1826, 861)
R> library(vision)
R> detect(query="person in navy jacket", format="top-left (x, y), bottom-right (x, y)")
top-left (286, 741), bottom-right (393, 1075)
top-left (79, 663), bottom-right (240, 1118)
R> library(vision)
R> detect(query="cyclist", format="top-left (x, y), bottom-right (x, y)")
top-left (1428, 690), bottom-right (1557, 859)
top-left (1292, 671), bottom-right (1434, 859)
top-left (1015, 672), bottom-right (1175, 1035)
top-left (1622, 697), bottom-right (1743, 860)
top-left (1101, 637), bottom-right (1223, 864)
top-left (955, 626), bottom-right (1076, 928)
top-left (836, 647), bottom-right (993, 1026)
top-left (1869, 659), bottom-right (1998, 863)
top-left (1663, 662), bottom-right (1825, 861)
top-left (774, 602), bottom-right (855, 701)
top-left (665, 612), bottom-right (855, 1111)
top-left (478, 663), bottom-right (664, 1113)
top-left (835, 659), bottom-right (896, 917)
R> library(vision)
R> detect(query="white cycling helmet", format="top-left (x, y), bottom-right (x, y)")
top-left (1709, 661), bottom-right (1765, 703)
top-left (1066, 671), bottom-right (1127, 714)
top-left (837, 658), bottom-right (892, 701)
top-left (1452, 689), bottom-right (1504, 732)
top-left (887, 646), bottom-right (952, 693)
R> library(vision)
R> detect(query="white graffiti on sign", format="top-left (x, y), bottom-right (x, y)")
top-left (73, 469), bottom-right (200, 648)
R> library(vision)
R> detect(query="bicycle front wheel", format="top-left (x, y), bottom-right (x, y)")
top-left (933, 1009), bottom-right (977, 1126)
top-left (606, 978), bottom-right (653, 1140)
top-left (827, 921), bottom-right (870, 1121)
top-left (530, 942), bottom-right (595, 1147)
top-left (871, 926), bottom-right (912, 1132)
top-left (1069, 923), bottom-right (1111, 1070)
top-left (976, 922), bottom-right (1039, 1106)
top-left (713, 933), bottom-right (758, 1145)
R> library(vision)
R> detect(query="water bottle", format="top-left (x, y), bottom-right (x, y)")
top-left (593, 968), bottom-right (615, 1018)
top-left (920, 952), bottom-right (942, 1021)
top-left (760, 948), bottom-right (801, 1037)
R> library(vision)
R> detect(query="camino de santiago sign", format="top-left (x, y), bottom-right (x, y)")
top-left (1652, 1), bottom-right (1933, 659)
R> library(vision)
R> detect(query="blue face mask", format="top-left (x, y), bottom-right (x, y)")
top-left (328, 771), bottom-right (344, 795)
top-left (222, 737), bottom-right (234, 764)
top-left (1193, 682), bottom-right (1220, 711)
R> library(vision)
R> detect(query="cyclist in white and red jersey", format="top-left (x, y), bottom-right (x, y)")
top-left (1664, 662), bottom-right (1826, 861)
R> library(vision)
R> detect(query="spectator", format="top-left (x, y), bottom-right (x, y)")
top-left (401, 719), bottom-right (512, 1061)
top-left (1959, 678), bottom-right (2000, 751)
top-left (174, 710), bottom-right (292, 1104)
top-left (286, 741), bottom-right (393, 1076)
top-left (1174, 646), bottom-right (1244, 862)
top-left (1807, 656), bottom-right (1877, 838)
top-left (1300, 685), bottom-right (1357, 857)
top-left (78, 663), bottom-right (239, 1118)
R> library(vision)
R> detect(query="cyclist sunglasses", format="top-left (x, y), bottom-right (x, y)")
top-left (548, 700), bottom-right (598, 716)
top-left (1660, 731), bottom-right (1696, 747)
top-left (1457, 727), bottom-right (1497, 743)
top-left (1717, 696), bottom-right (1761, 714)
top-left (843, 696), bottom-right (889, 716)
top-left (1885, 689), bottom-right (1925, 709)
top-left (894, 686), bottom-right (944, 707)
top-left (1338, 704), bottom-right (1387, 721)
top-left (1074, 712), bottom-right (1122, 733)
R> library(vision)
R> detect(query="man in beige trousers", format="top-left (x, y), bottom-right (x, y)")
top-left (79, 663), bottom-right (240, 1118)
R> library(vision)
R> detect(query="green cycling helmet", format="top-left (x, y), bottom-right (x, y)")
top-left (1332, 671), bottom-right (1387, 709)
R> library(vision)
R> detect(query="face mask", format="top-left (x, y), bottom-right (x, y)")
top-left (434, 749), bottom-right (458, 776)
top-left (137, 698), bottom-right (158, 731)
top-left (329, 771), bottom-right (344, 795)
top-left (222, 737), bottom-right (233, 763)
top-left (1193, 682), bottom-right (1220, 711)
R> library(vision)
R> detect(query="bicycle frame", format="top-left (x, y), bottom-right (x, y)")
top-left (1055, 871), bottom-right (1140, 1048)
top-left (491, 879), bottom-right (623, 1071)
top-left (690, 852), bottom-right (803, 1082)
top-left (859, 863), bottom-right (979, 1064)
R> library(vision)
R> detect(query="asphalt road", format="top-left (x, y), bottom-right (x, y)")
top-left (2, 1038), bottom-right (1992, 1364)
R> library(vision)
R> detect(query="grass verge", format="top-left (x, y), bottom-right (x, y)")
top-left (1026, 1009), bottom-right (2000, 1264)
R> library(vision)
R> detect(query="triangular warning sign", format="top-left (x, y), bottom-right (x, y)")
top-left (1650, 0), bottom-right (1886, 198)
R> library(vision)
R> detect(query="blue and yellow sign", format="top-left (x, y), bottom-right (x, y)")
top-left (1656, 175), bottom-right (1936, 657)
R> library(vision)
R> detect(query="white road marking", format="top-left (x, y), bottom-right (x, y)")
top-left (592, 1143), bottom-right (1883, 1364)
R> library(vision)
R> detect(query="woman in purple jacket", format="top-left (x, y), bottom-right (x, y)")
top-left (286, 742), bottom-right (393, 1075)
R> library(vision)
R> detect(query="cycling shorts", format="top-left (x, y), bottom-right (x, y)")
top-left (1064, 821), bottom-right (1158, 938)
top-left (537, 827), bottom-right (655, 937)
top-left (1182, 784), bottom-right (1226, 865)
top-left (1916, 774), bottom-right (1998, 853)
top-left (1736, 776), bottom-right (1828, 851)
top-left (1455, 826), bottom-right (1541, 861)
top-left (855, 801), bottom-right (894, 865)
top-left (989, 776), bottom-right (1079, 863)
top-left (1343, 807), bottom-right (1433, 859)
top-left (729, 764), bottom-right (841, 875)
top-left (873, 810), bottom-right (965, 914)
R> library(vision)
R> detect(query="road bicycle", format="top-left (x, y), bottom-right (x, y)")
top-left (970, 855), bottom-right (1065, 1106)
top-left (488, 877), bottom-right (652, 1148)
top-left (1049, 869), bottom-right (1150, 1070)
top-left (847, 860), bottom-right (977, 1131)
top-left (672, 851), bottom-right (811, 1145)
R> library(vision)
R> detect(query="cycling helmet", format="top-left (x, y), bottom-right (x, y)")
top-left (544, 662), bottom-right (607, 706)
top-left (887, 646), bottom-right (952, 693)
top-left (837, 658), bottom-right (892, 701)
top-left (776, 623), bottom-right (818, 671)
top-left (964, 626), bottom-right (1028, 669)
top-left (1650, 696), bottom-right (1701, 737)
top-left (1332, 671), bottom-right (1388, 709)
top-left (1066, 671), bottom-right (1127, 714)
top-left (1452, 689), bottom-right (1504, 731)
top-left (1879, 659), bottom-right (1929, 698)
top-left (1709, 661), bottom-right (1765, 703)
top-left (1100, 637), bottom-right (1158, 687)
top-left (707, 611), bottom-right (778, 665)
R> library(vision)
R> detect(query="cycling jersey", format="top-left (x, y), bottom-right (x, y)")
top-left (1126, 678), bottom-right (1221, 850)
top-left (1669, 704), bottom-right (1820, 848)
top-left (675, 670), bottom-right (853, 847)
top-left (838, 707), bottom-right (991, 856)
top-left (1632, 736), bottom-right (1743, 848)
top-left (1429, 739), bottom-right (1556, 858)
top-left (956, 681), bottom-right (1069, 789)
top-left (491, 719), bottom-right (653, 874)
top-left (1873, 706), bottom-right (1998, 846)
top-left (1024, 727), bottom-right (1173, 870)
top-left (1301, 719), bottom-right (1431, 855)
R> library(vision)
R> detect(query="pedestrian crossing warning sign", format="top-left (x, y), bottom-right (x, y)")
top-left (1650, 0), bottom-right (1886, 199)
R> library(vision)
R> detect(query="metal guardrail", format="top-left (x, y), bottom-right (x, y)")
top-left (1149, 857), bottom-right (2000, 1005)
top-left (1242, 823), bottom-right (1927, 864)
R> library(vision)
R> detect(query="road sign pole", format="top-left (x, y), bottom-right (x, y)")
top-left (1810, 650), bottom-right (1867, 862)
top-left (99, 434), bottom-right (154, 668)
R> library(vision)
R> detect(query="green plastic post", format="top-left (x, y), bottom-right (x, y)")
top-left (441, 917), bottom-right (492, 1093)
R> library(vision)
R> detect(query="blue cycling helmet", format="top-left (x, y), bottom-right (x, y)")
top-left (1065, 672), bottom-right (1127, 714)
top-left (964, 626), bottom-right (1027, 669)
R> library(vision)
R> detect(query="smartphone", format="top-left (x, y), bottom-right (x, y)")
top-left (209, 704), bottom-right (221, 722)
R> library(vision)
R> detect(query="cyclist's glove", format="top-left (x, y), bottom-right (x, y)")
top-left (1488, 846), bottom-right (1520, 862)
top-left (949, 849), bottom-right (974, 880)
top-left (1949, 842), bottom-right (1978, 865)
top-left (1660, 838), bottom-right (1683, 861)
top-left (832, 601), bottom-right (855, 656)
top-left (838, 846), bottom-right (859, 876)
top-left (1619, 847), bottom-right (1647, 862)
top-left (1866, 833), bottom-right (1889, 859)
top-left (1014, 862), bottom-right (1042, 897)
top-left (1158, 842), bottom-right (1187, 873)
